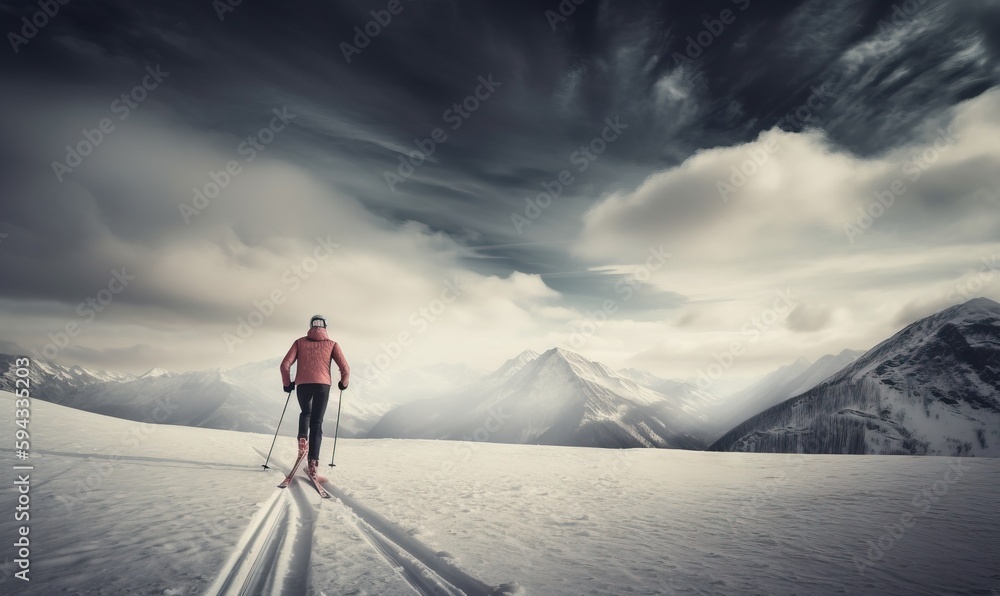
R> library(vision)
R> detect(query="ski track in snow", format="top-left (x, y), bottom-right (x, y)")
top-left (322, 478), bottom-right (495, 596)
top-left (206, 489), bottom-right (298, 595)
top-left (226, 449), bottom-right (497, 596)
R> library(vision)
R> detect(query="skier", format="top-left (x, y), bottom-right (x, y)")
top-left (280, 314), bottom-right (350, 479)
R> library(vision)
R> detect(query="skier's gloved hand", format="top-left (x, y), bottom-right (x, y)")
top-left (284, 382), bottom-right (295, 393)
top-left (338, 381), bottom-right (347, 391)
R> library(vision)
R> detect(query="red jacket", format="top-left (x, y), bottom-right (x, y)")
top-left (280, 327), bottom-right (350, 387)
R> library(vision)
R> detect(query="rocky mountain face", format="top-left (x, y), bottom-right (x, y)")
top-left (710, 299), bottom-right (1000, 456)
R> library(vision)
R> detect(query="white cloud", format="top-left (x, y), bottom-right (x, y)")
top-left (6, 78), bottom-right (1000, 391)
top-left (569, 88), bottom-right (1000, 380)
top-left (0, 105), bottom-right (571, 376)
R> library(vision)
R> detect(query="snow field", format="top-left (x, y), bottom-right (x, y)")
top-left (1, 392), bottom-right (998, 595)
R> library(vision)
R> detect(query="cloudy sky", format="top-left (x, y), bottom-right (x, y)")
top-left (1, 0), bottom-right (999, 392)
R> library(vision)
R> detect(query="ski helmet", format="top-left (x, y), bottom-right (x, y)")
top-left (309, 314), bottom-right (327, 328)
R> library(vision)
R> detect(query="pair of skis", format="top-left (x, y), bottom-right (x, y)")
top-left (277, 444), bottom-right (329, 498)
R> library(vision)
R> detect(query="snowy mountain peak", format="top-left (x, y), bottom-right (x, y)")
top-left (485, 349), bottom-right (541, 382)
top-left (536, 348), bottom-right (619, 382)
top-left (780, 356), bottom-right (812, 374)
top-left (956, 296), bottom-right (1000, 311)
top-left (545, 347), bottom-right (581, 360)
top-left (508, 349), bottom-right (540, 369)
top-left (917, 297), bottom-right (1000, 329)
top-left (369, 347), bottom-right (710, 449)
top-left (543, 347), bottom-right (600, 366)
top-left (836, 348), bottom-right (865, 359)
top-left (140, 367), bottom-right (173, 379)
top-left (849, 297), bottom-right (1000, 382)
top-left (541, 346), bottom-right (582, 363)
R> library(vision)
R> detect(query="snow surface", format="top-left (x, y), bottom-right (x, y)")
top-left (2, 392), bottom-right (999, 595)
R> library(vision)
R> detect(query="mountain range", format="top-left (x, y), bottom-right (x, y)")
top-left (4, 298), bottom-right (998, 455)
top-left (710, 298), bottom-right (1000, 456)
top-left (705, 348), bottom-right (866, 442)
top-left (0, 356), bottom-right (393, 437)
top-left (368, 348), bottom-right (711, 448)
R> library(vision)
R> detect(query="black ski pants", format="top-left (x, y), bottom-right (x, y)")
top-left (296, 383), bottom-right (330, 461)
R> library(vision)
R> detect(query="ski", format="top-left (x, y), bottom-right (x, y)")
top-left (277, 447), bottom-right (308, 489)
top-left (306, 469), bottom-right (330, 498)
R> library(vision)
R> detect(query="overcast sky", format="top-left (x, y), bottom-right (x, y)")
top-left (1, 0), bottom-right (999, 389)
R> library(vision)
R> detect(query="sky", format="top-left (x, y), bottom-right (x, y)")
top-left (1, 0), bottom-right (999, 392)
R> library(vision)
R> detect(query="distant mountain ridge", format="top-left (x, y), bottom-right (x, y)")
top-left (709, 348), bottom-right (865, 441)
top-left (710, 298), bottom-right (1000, 456)
top-left (0, 355), bottom-right (137, 402)
top-left (140, 367), bottom-right (173, 379)
top-left (0, 356), bottom-right (392, 437)
top-left (369, 347), bottom-right (711, 449)
top-left (5, 299), bottom-right (998, 455)
top-left (483, 349), bottom-right (540, 384)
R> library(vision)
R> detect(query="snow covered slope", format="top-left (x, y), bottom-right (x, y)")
top-left (369, 348), bottom-right (708, 448)
top-left (711, 298), bottom-right (1000, 456)
top-left (2, 391), bottom-right (999, 595)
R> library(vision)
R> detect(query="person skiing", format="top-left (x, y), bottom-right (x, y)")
top-left (280, 314), bottom-right (350, 479)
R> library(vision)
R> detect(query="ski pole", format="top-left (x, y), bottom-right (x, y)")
top-left (262, 390), bottom-right (292, 469)
top-left (328, 388), bottom-right (344, 467)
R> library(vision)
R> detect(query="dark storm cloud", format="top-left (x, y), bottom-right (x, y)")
top-left (1, 0), bottom-right (998, 334)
